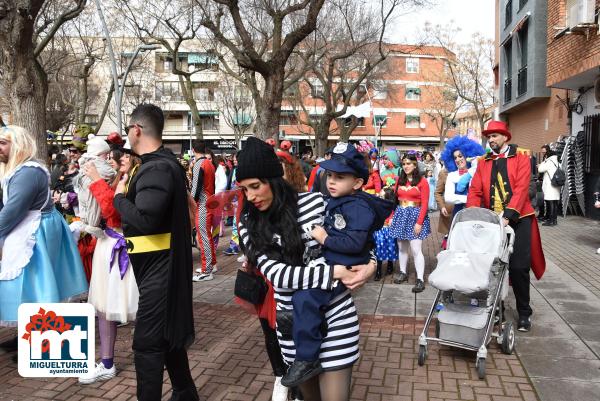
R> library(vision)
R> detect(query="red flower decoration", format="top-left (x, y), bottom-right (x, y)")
top-left (21, 308), bottom-right (72, 353)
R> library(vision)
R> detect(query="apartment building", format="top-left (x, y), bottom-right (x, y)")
top-left (277, 44), bottom-right (454, 152)
top-left (546, 0), bottom-right (600, 218)
top-left (497, 0), bottom-right (569, 151)
top-left (89, 40), bottom-right (455, 153)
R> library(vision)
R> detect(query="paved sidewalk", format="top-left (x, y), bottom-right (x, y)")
top-left (0, 304), bottom-right (537, 401)
top-left (3, 213), bottom-right (598, 400)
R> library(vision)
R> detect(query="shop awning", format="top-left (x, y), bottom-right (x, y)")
top-left (193, 111), bottom-right (219, 117)
top-left (338, 102), bottom-right (371, 118)
top-left (187, 53), bottom-right (217, 64)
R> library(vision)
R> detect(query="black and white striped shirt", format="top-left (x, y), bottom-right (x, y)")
top-left (238, 192), bottom-right (360, 370)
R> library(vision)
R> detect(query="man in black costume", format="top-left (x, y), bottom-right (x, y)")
top-left (114, 104), bottom-right (198, 401)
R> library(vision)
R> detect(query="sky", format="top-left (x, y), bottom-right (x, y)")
top-left (388, 0), bottom-right (496, 44)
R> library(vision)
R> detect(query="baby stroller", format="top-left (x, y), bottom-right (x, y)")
top-left (418, 207), bottom-right (515, 379)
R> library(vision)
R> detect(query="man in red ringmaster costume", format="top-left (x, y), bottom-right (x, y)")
top-left (467, 120), bottom-right (545, 333)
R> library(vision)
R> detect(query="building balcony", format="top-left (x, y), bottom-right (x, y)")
top-left (504, 79), bottom-right (512, 104)
top-left (517, 66), bottom-right (527, 97)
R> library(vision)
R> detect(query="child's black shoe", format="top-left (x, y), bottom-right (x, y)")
top-left (281, 360), bottom-right (323, 387)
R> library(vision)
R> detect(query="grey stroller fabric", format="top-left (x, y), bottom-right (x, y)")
top-left (428, 208), bottom-right (509, 294)
top-left (429, 250), bottom-right (495, 293)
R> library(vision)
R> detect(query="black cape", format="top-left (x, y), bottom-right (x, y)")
top-left (115, 146), bottom-right (195, 350)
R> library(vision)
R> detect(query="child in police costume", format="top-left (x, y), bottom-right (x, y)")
top-left (281, 143), bottom-right (394, 387)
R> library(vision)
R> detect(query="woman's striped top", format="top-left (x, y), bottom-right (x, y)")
top-left (238, 192), bottom-right (360, 371)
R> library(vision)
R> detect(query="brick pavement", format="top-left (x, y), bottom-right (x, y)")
top-left (0, 215), bottom-right (543, 401)
top-left (0, 305), bottom-right (537, 401)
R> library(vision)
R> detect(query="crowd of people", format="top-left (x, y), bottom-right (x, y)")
top-left (3, 103), bottom-right (592, 401)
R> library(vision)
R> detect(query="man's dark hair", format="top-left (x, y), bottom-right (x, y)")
top-left (192, 139), bottom-right (207, 154)
top-left (129, 103), bottom-right (164, 140)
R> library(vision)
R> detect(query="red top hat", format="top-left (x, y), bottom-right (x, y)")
top-left (482, 120), bottom-right (512, 141)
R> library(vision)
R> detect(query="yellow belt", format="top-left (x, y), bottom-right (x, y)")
top-left (399, 200), bottom-right (421, 208)
top-left (125, 233), bottom-right (171, 254)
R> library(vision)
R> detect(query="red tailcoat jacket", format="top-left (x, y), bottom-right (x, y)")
top-left (466, 145), bottom-right (545, 279)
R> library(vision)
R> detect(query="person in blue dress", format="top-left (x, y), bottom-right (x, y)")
top-left (0, 126), bottom-right (88, 360)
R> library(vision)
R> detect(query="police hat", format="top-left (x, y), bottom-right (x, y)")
top-left (319, 143), bottom-right (369, 181)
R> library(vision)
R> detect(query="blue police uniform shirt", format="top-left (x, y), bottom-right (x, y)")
top-left (322, 194), bottom-right (376, 266)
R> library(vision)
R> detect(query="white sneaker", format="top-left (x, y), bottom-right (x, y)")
top-left (237, 255), bottom-right (247, 263)
top-left (78, 362), bottom-right (116, 384)
top-left (192, 273), bottom-right (214, 282)
top-left (195, 266), bottom-right (217, 273)
top-left (272, 376), bottom-right (288, 401)
top-left (597, 247), bottom-right (600, 255)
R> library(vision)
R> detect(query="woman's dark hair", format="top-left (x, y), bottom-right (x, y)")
top-left (541, 144), bottom-right (555, 159)
top-left (110, 148), bottom-right (124, 167)
top-left (241, 177), bottom-right (304, 267)
top-left (422, 151), bottom-right (434, 162)
top-left (52, 153), bottom-right (68, 168)
top-left (206, 148), bottom-right (218, 168)
top-left (397, 154), bottom-right (422, 186)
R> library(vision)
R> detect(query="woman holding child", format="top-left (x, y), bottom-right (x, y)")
top-left (237, 138), bottom-right (376, 401)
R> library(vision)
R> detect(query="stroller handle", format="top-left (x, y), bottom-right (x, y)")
top-left (504, 224), bottom-right (515, 254)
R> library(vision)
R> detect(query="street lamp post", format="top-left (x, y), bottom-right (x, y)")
top-left (93, 0), bottom-right (159, 133)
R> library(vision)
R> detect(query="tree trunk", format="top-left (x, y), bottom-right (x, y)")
top-left (0, 4), bottom-right (48, 161)
top-left (11, 51), bottom-right (48, 161)
top-left (77, 64), bottom-right (92, 125)
top-left (179, 76), bottom-right (203, 140)
top-left (188, 107), bottom-right (203, 140)
top-left (253, 69), bottom-right (285, 141)
top-left (314, 124), bottom-right (329, 157)
top-left (339, 116), bottom-right (359, 143)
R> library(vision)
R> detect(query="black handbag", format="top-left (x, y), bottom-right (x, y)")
top-left (234, 268), bottom-right (268, 305)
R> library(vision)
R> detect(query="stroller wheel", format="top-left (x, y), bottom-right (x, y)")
top-left (501, 322), bottom-right (515, 355)
top-left (418, 345), bottom-right (427, 366)
top-left (476, 357), bottom-right (486, 379)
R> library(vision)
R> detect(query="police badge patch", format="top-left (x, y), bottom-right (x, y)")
top-left (334, 214), bottom-right (346, 230)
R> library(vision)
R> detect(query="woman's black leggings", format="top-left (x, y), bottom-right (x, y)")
top-left (259, 318), bottom-right (287, 377)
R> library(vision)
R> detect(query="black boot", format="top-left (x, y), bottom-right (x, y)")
top-left (386, 261), bottom-right (394, 275)
top-left (374, 261), bottom-right (382, 281)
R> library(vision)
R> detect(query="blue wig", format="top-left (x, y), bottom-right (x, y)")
top-left (440, 136), bottom-right (485, 172)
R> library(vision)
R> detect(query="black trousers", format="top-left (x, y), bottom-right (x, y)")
top-left (133, 262), bottom-right (198, 401)
top-left (508, 216), bottom-right (533, 318)
top-left (545, 200), bottom-right (558, 222)
top-left (260, 318), bottom-right (287, 377)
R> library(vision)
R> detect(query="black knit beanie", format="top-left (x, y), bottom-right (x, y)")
top-left (236, 136), bottom-right (284, 181)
